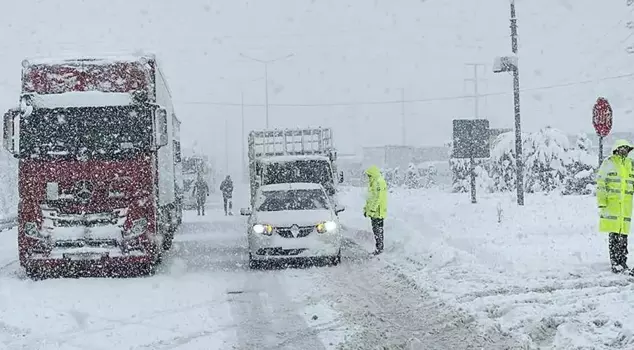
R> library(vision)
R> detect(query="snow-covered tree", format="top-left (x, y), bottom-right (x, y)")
top-left (563, 133), bottom-right (596, 195)
top-left (523, 127), bottom-right (570, 193)
top-left (419, 163), bottom-right (438, 188)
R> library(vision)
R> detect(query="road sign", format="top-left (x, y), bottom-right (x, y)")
top-left (593, 97), bottom-right (613, 137)
top-left (452, 119), bottom-right (490, 159)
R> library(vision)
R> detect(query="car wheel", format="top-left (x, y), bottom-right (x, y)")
top-left (330, 250), bottom-right (341, 266)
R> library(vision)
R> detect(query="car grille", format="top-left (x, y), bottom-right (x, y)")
top-left (55, 239), bottom-right (119, 249)
top-left (276, 226), bottom-right (314, 238)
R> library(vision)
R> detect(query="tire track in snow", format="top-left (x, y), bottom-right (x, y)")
top-left (317, 238), bottom-right (523, 350)
top-left (228, 269), bottom-right (328, 350)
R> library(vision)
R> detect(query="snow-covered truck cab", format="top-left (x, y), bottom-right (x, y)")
top-left (2, 54), bottom-right (183, 277)
top-left (247, 128), bottom-right (343, 209)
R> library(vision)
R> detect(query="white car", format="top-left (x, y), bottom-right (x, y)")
top-left (240, 182), bottom-right (345, 268)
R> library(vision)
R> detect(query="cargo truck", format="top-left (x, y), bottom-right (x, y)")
top-left (2, 53), bottom-right (182, 278)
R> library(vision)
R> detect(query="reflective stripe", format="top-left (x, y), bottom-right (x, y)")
top-left (606, 178), bottom-right (622, 183)
top-left (606, 189), bottom-right (621, 193)
top-left (608, 172), bottom-right (618, 176)
top-left (600, 215), bottom-right (632, 222)
top-left (626, 191), bottom-right (634, 195)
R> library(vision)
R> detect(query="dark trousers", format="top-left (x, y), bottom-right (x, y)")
top-left (223, 196), bottom-right (232, 215)
top-left (371, 218), bottom-right (384, 253)
top-left (609, 232), bottom-right (629, 270)
top-left (196, 197), bottom-right (206, 216)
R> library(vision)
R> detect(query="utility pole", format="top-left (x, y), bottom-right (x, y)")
top-left (510, 0), bottom-right (524, 206)
top-left (225, 118), bottom-right (229, 175)
top-left (464, 63), bottom-right (487, 119)
top-left (239, 53), bottom-right (295, 129)
top-left (241, 92), bottom-right (246, 182)
top-left (401, 88), bottom-right (406, 145)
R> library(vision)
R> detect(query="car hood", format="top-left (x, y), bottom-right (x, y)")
top-left (254, 209), bottom-right (334, 227)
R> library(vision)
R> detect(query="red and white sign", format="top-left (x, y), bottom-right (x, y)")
top-left (593, 97), bottom-right (613, 137)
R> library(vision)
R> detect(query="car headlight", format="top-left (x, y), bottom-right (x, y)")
top-left (124, 218), bottom-right (147, 238)
top-left (316, 221), bottom-right (337, 233)
top-left (253, 224), bottom-right (273, 236)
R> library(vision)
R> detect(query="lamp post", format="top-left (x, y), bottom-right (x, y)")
top-left (239, 53), bottom-right (295, 129)
top-left (492, 0), bottom-right (524, 206)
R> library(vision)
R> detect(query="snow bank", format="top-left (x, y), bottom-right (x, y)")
top-left (339, 186), bottom-right (634, 349)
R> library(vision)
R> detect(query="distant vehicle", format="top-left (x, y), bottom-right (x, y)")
top-left (247, 128), bottom-right (344, 209)
top-left (3, 53), bottom-right (182, 278)
top-left (181, 155), bottom-right (214, 210)
top-left (240, 182), bottom-right (345, 268)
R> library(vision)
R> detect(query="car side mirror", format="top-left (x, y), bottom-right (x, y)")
top-left (3, 109), bottom-right (19, 157)
top-left (155, 108), bottom-right (168, 148)
top-left (240, 208), bottom-right (252, 216)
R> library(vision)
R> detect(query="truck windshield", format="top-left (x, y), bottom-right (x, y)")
top-left (257, 189), bottom-right (330, 212)
top-left (19, 106), bottom-right (152, 160)
top-left (263, 160), bottom-right (334, 192)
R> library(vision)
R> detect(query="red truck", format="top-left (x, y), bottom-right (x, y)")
top-left (2, 53), bottom-right (183, 278)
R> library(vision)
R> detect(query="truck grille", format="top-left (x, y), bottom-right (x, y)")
top-left (276, 226), bottom-right (313, 238)
top-left (55, 239), bottom-right (119, 249)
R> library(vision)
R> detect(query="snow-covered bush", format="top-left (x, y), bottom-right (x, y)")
top-left (523, 127), bottom-right (570, 193)
top-left (419, 163), bottom-right (438, 188)
top-left (563, 133), bottom-right (596, 195)
top-left (405, 163), bottom-right (421, 188)
top-left (489, 131), bottom-right (524, 192)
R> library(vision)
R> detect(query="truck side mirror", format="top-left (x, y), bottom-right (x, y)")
top-left (155, 108), bottom-right (168, 148)
top-left (339, 171), bottom-right (344, 184)
top-left (3, 109), bottom-right (19, 156)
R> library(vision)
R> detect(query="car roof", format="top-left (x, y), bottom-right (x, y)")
top-left (259, 182), bottom-right (325, 192)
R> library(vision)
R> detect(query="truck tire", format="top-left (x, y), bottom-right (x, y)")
top-left (330, 250), bottom-right (341, 266)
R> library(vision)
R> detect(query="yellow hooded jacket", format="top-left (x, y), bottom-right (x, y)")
top-left (597, 139), bottom-right (634, 234)
top-left (364, 165), bottom-right (388, 219)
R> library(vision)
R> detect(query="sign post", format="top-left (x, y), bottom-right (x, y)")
top-left (452, 119), bottom-right (491, 204)
top-left (592, 97), bottom-right (613, 167)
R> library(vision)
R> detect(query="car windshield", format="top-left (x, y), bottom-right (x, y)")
top-left (19, 106), bottom-right (152, 160)
top-left (256, 189), bottom-right (330, 212)
top-left (262, 160), bottom-right (335, 193)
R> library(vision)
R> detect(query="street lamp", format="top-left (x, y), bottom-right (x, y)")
top-left (492, 0), bottom-right (524, 206)
top-left (239, 53), bottom-right (295, 129)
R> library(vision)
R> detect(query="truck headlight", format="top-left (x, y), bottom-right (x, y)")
top-left (253, 224), bottom-right (273, 236)
top-left (125, 218), bottom-right (147, 238)
top-left (316, 221), bottom-right (337, 233)
top-left (24, 222), bottom-right (49, 239)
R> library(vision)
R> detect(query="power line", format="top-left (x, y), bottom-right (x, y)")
top-left (175, 71), bottom-right (634, 108)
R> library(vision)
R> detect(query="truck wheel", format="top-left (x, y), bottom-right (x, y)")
top-left (330, 250), bottom-right (341, 266)
top-left (248, 253), bottom-right (259, 269)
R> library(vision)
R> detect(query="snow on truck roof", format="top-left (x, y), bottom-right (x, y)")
top-left (259, 183), bottom-right (325, 192)
top-left (24, 53), bottom-right (156, 66)
top-left (29, 91), bottom-right (135, 108)
top-left (259, 155), bottom-right (330, 163)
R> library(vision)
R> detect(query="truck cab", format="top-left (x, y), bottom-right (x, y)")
top-left (247, 128), bottom-right (343, 210)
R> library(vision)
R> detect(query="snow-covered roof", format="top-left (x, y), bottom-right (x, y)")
top-left (29, 91), bottom-right (134, 109)
top-left (259, 182), bottom-right (325, 192)
top-left (24, 52), bottom-right (155, 66)
top-left (259, 155), bottom-right (330, 163)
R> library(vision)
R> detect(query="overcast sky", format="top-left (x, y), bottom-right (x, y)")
top-left (0, 0), bottom-right (631, 175)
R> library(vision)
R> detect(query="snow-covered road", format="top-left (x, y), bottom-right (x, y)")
top-left (0, 194), bottom-right (519, 350)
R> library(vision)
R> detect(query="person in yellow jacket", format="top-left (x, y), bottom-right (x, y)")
top-left (363, 165), bottom-right (388, 255)
top-left (597, 139), bottom-right (634, 274)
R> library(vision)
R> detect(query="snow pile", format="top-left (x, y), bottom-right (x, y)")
top-left (339, 186), bottom-right (634, 349)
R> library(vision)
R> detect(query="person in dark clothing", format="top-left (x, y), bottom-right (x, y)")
top-left (191, 175), bottom-right (209, 216)
top-left (220, 175), bottom-right (234, 216)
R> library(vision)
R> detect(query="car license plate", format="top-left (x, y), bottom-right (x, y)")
top-left (63, 253), bottom-right (104, 261)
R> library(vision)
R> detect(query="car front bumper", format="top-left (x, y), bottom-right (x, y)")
top-left (248, 231), bottom-right (342, 260)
